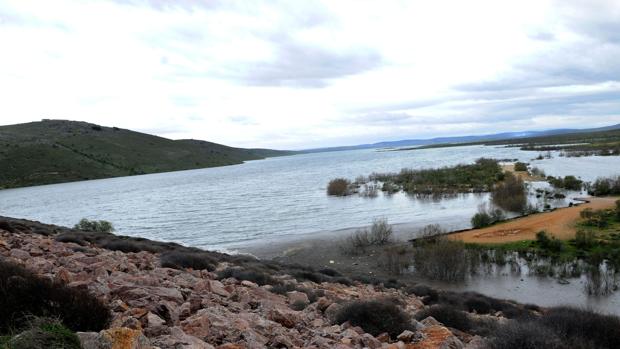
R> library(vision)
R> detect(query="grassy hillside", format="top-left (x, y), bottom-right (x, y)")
top-left (0, 120), bottom-right (293, 189)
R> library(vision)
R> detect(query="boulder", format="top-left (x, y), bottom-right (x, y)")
top-left (78, 327), bottom-right (151, 349)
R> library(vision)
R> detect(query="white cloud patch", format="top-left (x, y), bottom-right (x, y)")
top-left (0, 0), bottom-right (619, 149)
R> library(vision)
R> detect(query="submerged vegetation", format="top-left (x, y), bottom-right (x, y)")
top-left (328, 158), bottom-right (504, 197)
top-left (491, 172), bottom-right (527, 212)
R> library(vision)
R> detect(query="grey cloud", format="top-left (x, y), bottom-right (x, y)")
top-left (235, 35), bottom-right (383, 88)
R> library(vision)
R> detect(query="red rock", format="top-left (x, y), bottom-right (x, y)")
top-left (267, 308), bottom-right (299, 328)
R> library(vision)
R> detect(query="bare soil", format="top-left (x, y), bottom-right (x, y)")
top-left (450, 196), bottom-right (618, 243)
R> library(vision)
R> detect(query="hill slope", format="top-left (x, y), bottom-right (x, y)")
top-left (0, 120), bottom-right (292, 189)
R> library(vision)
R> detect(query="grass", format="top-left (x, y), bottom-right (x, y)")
top-left (0, 119), bottom-right (293, 189)
top-left (1, 318), bottom-right (82, 349)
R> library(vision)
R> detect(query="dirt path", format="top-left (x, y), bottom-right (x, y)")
top-left (450, 197), bottom-right (618, 243)
top-left (501, 163), bottom-right (545, 181)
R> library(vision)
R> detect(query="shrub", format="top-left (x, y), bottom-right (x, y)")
top-left (464, 294), bottom-right (493, 314)
top-left (548, 175), bottom-right (583, 191)
top-left (4, 318), bottom-right (82, 349)
top-left (0, 260), bottom-right (110, 333)
top-left (327, 178), bottom-right (351, 196)
top-left (269, 283), bottom-right (296, 295)
top-left (406, 285), bottom-right (438, 303)
top-left (334, 300), bottom-right (411, 338)
top-left (514, 162), bottom-right (528, 172)
top-left (318, 268), bottom-right (341, 277)
top-left (471, 211), bottom-right (492, 228)
top-left (487, 321), bottom-right (565, 349)
top-left (160, 251), bottom-right (216, 271)
top-left (588, 176), bottom-right (620, 196)
top-left (540, 306), bottom-right (620, 349)
top-left (216, 268), bottom-right (276, 286)
top-left (340, 218), bottom-right (393, 255)
top-left (574, 230), bottom-right (596, 249)
top-left (73, 218), bottom-right (114, 233)
top-left (415, 305), bottom-right (472, 331)
top-left (492, 173), bottom-right (527, 212)
top-left (535, 231), bottom-right (563, 253)
top-left (369, 218), bottom-right (393, 244)
top-left (412, 239), bottom-right (469, 281)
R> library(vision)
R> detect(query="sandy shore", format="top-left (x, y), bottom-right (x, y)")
top-left (450, 196), bottom-right (618, 243)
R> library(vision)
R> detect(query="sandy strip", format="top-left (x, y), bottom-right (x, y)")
top-left (501, 163), bottom-right (545, 181)
top-left (450, 197), bottom-right (618, 243)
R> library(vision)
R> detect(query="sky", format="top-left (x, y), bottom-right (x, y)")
top-left (1, 0), bottom-right (620, 150)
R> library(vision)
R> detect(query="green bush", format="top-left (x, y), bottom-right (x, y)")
top-left (334, 300), bottom-right (412, 338)
top-left (514, 162), bottom-right (528, 171)
top-left (548, 175), bottom-right (583, 191)
top-left (73, 218), bottom-right (114, 233)
top-left (535, 231), bottom-right (563, 253)
top-left (327, 178), bottom-right (351, 196)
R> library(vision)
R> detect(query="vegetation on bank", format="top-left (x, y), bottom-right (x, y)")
top-left (0, 119), bottom-right (293, 189)
top-left (0, 260), bottom-right (110, 348)
top-left (327, 158), bottom-right (504, 197)
top-left (588, 176), bottom-right (620, 196)
top-left (548, 175), bottom-right (583, 191)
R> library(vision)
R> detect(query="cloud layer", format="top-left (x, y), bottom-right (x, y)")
top-left (1, 0), bottom-right (619, 149)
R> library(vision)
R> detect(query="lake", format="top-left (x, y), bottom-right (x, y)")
top-left (1, 145), bottom-right (619, 252)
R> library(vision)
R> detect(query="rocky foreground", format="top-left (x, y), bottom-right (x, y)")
top-left (0, 224), bottom-right (495, 349)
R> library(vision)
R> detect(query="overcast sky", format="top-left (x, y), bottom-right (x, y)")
top-left (1, 0), bottom-right (619, 149)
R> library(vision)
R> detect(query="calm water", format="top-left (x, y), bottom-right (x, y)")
top-left (1, 145), bottom-right (619, 251)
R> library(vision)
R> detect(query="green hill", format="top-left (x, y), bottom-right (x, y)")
top-left (0, 119), bottom-right (293, 189)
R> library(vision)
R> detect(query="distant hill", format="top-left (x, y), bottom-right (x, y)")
top-left (0, 120), bottom-right (293, 189)
top-left (303, 123), bottom-right (620, 153)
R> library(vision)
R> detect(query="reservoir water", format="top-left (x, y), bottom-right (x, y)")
top-left (1, 145), bottom-right (619, 251)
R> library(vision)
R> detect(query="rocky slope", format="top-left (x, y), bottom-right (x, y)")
top-left (0, 218), bottom-right (498, 349)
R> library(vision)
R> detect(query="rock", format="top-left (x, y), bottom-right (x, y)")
top-left (10, 249), bottom-right (30, 260)
top-left (324, 303), bottom-right (341, 321)
top-left (182, 310), bottom-right (211, 338)
top-left (409, 325), bottom-right (464, 349)
top-left (147, 312), bottom-right (166, 327)
top-left (316, 297), bottom-right (332, 312)
top-left (464, 336), bottom-right (486, 349)
top-left (151, 327), bottom-right (214, 349)
top-left (209, 280), bottom-right (231, 297)
top-left (268, 308), bottom-right (299, 328)
top-left (421, 316), bottom-right (442, 327)
top-left (361, 333), bottom-right (382, 348)
top-left (78, 327), bottom-right (151, 349)
top-left (240, 280), bottom-right (258, 288)
top-left (397, 330), bottom-right (417, 343)
top-left (376, 332), bottom-right (390, 343)
top-left (287, 291), bottom-right (310, 305)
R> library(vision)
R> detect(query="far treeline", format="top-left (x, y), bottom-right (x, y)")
top-left (415, 127), bottom-right (620, 156)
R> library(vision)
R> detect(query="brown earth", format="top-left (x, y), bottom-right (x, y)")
top-left (450, 197), bottom-right (618, 243)
top-left (501, 164), bottom-right (544, 181)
